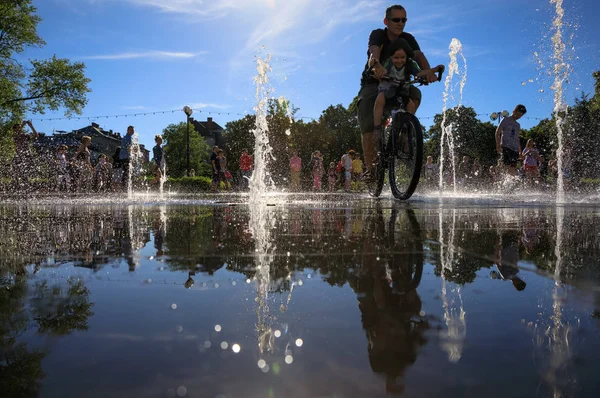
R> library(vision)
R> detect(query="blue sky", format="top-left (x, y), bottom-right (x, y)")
top-left (23, 0), bottom-right (600, 150)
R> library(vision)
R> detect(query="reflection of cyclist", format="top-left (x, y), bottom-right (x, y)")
top-left (353, 207), bottom-right (427, 394)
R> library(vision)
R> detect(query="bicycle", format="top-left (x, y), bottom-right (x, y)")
top-left (367, 65), bottom-right (445, 200)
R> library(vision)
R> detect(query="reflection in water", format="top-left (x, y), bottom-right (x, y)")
top-left (532, 206), bottom-right (575, 397)
top-left (0, 203), bottom-right (599, 396)
top-left (353, 207), bottom-right (427, 394)
top-left (439, 209), bottom-right (467, 363)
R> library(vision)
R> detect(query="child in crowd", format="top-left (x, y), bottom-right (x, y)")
top-left (94, 153), bottom-right (111, 191)
top-left (56, 145), bottom-right (70, 191)
top-left (152, 134), bottom-right (165, 185)
top-left (327, 161), bottom-right (337, 192)
top-left (312, 151), bottom-right (324, 191)
top-left (522, 139), bottom-right (541, 185)
top-left (217, 150), bottom-right (231, 190)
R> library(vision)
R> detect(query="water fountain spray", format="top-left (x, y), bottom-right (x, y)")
top-left (439, 39), bottom-right (468, 194)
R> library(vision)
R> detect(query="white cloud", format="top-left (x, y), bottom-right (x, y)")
top-left (81, 51), bottom-right (205, 60)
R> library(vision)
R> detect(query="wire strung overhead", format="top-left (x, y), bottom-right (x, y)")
top-left (29, 108), bottom-right (547, 123)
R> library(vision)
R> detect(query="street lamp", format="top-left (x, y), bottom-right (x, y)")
top-left (490, 110), bottom-right (509, 126)
top-left (183, 106), bottom-right (193, 176)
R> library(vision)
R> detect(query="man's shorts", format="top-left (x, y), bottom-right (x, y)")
top-left (357, 84), bottom-right (422, 134)
top-left (502, 147), bottom-right (519, 167)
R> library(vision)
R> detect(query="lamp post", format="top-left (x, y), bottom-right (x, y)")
top-left (490, 110), bottom-right (509, 126)
top-left (183, 106), bottom-right (193, 176)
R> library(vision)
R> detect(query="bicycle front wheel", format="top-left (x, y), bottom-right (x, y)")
top-left (389, 113), bottom-right (423, 200)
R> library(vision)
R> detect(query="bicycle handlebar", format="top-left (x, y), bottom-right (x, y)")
top-left (378, 64), bottom-right (445, 86)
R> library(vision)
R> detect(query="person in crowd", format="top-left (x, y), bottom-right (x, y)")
top-left (357, 4), bottom-right (437, 180)
top-left (423, 156), bottom-right (437, 186)
top-left (289, 150), bottom-right (302, 191)
top-left (210, 146), bottom-right (221, 191)
top-left (218, 149), bottom-right (231, 190)
top-left (239, 148), bottom-right (253, 190)
top-left (522, 139), bottom-right (541, 186)
top-left (74, 135), bottom-right (93, 191)
top-left (496, 104), bottom-right (527, 176)
top-left (56, 144), bottom-right (70, 191)
top-left (151, 134), bottom-right (165, 186)
top-left (111, 147), bottom-right (123, 191)
top-left (327, 161), bottom-right (337, 192)
top-left (11, 120), bottom-right (38, 191)
top-left (311, 150), bottom-right (324, 191)
top-left (94, 153), bottom-right (111, 191)
top-left (352, 152), bottom-right (364, 190)
top-left (119, 126), bottom-right (135, 184)
top-left (341, 149), bottom-right (355, 192)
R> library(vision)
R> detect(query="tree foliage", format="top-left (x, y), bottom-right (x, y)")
top-left (223, 98), bottom-right (360, 185)
top-left (0, 0), bottom-right (91, 122)
top-left (162, 122), bottom-right (211, 178)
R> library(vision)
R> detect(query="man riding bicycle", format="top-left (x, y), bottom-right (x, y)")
top-left (357, 4), bottom-right (437, 179)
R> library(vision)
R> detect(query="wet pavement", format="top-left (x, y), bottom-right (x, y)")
top-left (1, 194), bottom-right (600, 398)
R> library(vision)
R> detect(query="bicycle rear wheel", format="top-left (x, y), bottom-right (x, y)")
top-left (367, 128), bottom-right (386, 198)
top-left (389, 113), bottom-right (423, 200)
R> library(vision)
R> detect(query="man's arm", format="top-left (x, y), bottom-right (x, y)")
top-left (495, 125), bottom-right (502, 154)
top-left (413, 51), bottom-right (436, 83)
top-left (369, 45), bottom-right (386, 79)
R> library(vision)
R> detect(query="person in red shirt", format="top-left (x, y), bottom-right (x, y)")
top-left (239, 148), bottom-right (253, 190)
top-left (289, 150), bottom-right (302, 191)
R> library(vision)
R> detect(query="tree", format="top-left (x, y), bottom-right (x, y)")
top-left (424, 106), bottom-right (496, 166)
top-left (1, 0), bottom-right (91, 161)
top-left (162, 122), bottom-right (211, 177)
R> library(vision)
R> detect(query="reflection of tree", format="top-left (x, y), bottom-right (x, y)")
top-left (0, 275), bottom-right (44, 398)
top-left (350, 207), bottom-right (428, 395)
top-left (31, 279), bottom-right (94, 336)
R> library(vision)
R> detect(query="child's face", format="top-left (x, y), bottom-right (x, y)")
top-left (390, 49), bottom-right (407, 69)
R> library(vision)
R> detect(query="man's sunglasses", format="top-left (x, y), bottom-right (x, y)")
top-left (390, 17), bottom-right (407, 23)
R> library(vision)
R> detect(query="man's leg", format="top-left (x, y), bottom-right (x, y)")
top-left (357, 84), bottom-right (378, 172)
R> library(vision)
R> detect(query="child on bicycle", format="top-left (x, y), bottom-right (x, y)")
top-left (372, 40), bottom-right (436, 135)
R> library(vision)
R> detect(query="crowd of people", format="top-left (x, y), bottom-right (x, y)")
top-left (6, 122), bottom-right (153, 193)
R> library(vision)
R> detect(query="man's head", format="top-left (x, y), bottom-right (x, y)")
top-left (348, 149), bottom-right (356, 156)
top-left (513, 104), bottom-right (527, 120)
top-left (384, 5), bottom-right (407, 37)
top-left (155, 134), bottom-right (163, 144)
top-left (127, 125), bottom-right (135, 135)
top-left (213, 145), bottom-right (219, 152)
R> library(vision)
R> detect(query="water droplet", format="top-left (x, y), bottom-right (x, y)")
top-left (285, 355), bottom-right (294, 364)
top-left (176, 325), bottom-right (183, 333)
top-left (204, 341), bottom-right (212, 349)
top-left (177, 386), bottom-right (187, 396)
top-left (215, 325), bottom-right (222, 332)
top-left (171, 304), bottom-right (177, 310)
top-left (232, 344), bottom-right (241, 353)
top-left (220, 341), bottom-right (228, 350)
top-left (257, 359), bottom-right (267, 369)
top-left (274, 330), bottom-right (282, 338)
top-left (295, 338), bottom-right (304, 347)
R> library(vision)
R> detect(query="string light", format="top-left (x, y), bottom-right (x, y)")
top-left (29, 108), bottom-right (548, 124)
